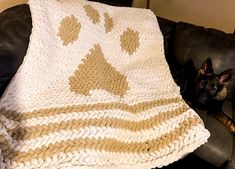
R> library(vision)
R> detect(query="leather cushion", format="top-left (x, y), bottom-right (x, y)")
top-left (194, 101), bottom-right (233, 167)
top-left (173, 22), bottom-right (235, 100)
top-left (0, 5), bottom-right (32, 97)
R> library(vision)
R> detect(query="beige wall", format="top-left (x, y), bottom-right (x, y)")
top-left (0, 0), bottom-right (27, 12)
top-left (133, 0), bottom-right (235, 33)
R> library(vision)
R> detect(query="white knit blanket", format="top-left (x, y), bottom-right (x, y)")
top-left (0, 0), bottom-right (210, 168)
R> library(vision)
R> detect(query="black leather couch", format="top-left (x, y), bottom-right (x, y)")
top-left (0, 3), bottom-right (235, 169)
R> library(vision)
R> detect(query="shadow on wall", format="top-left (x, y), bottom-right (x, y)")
top-left (133, 0), bottom-right (235, 33)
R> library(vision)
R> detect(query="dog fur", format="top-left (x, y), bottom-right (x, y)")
top-left (173, 58), bottom-right (235, 133)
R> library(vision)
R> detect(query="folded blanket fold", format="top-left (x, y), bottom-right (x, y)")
top-left (0, 0), bottom-right (210, 168)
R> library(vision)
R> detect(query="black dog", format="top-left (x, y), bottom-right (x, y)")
top-left (173, 58), bottom-right (235, 132)
top-left (193, 58), bottom-right (233, 110)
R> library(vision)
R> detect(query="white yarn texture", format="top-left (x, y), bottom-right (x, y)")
top-left (0, 0), bottom-right (210, 168)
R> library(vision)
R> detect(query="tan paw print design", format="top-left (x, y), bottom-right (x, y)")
top-left (57, 4), bottom-right (140, 97)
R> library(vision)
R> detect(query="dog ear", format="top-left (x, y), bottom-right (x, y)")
top-left (198, 58), bottom-right (213, 75)
top-left (219, 69), bottom-right (233, 85)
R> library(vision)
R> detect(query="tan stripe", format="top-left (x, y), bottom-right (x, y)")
top-left (11, 117), bottom-right (202, 163)
top-left (12, 105), bottom-right (188, 141)
top-left (1, 98), bottom-right (182, 121)
top-left (0, 135), bottom-right (14, 160)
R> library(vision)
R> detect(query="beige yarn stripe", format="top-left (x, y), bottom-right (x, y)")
top-left (21, 102), bottom-right (186, 127)
top-left (0, 136), bottom-right (11, 156)
top-left (13, 119), bottom-right (192, 152)
top-left (2, 98), bottom-right (182, 121)
top-left (11, 117), bottom-right (202, 163)
top-left (12, 105), bottom-right (188, 141)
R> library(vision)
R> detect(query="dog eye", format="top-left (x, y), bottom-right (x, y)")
top-left (211, 85), bottom-right (217, 92)
top-left (200, 80), bottom-right (206, 86)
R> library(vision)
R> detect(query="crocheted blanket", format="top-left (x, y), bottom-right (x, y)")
top-left (0, 0), bottom-right (210, 168)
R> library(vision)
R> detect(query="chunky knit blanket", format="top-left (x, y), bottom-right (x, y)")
top-left (0, 0), bottom-right (210, 168)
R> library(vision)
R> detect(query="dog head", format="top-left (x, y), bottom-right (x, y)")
top-left (194, 58), bottom-right (233, 109)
